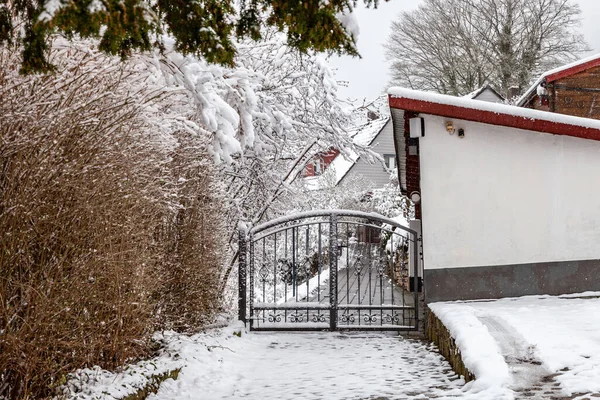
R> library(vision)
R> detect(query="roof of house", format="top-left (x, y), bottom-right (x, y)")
top-left (304, 116), bottom-right (390, 190)
top-left (388, 87), bottom-right (600, 142)
top-left (516, 53), bottom-right (600, 107)
top-left (463, 84), bottom-right (505, 102)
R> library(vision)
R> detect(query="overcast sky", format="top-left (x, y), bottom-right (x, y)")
top-left (330, 0), bottom-right (600, 103)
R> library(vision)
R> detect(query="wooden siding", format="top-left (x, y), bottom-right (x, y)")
top-left (551, 65), bottom-right (600, 119)
top-left (527, 65), bottom-right (600, 119)
top-left (391, 108), bottom-right (407, 194)
top-left (340, 119), bottom-right (395, 188)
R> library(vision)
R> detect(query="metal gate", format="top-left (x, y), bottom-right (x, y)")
top-left (238, 210), bottom-right (420, 331)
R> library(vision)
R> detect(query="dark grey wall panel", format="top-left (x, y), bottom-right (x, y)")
top-left (425, 259), bottom-right (600, 303)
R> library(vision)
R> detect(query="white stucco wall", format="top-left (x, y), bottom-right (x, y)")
top-left (420, 115), bottom-right (600, 270)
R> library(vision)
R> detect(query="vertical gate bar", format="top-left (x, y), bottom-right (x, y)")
top-left (284, 229), bottom-right (288, 323)
top-left (318, 223), bottom-right (322, 303)
top-left (292, 227), bottom-right (296, 298)
top-left (346, 223), bottom-right (350, 313)
top-left (249, 235), bottom-right (255, 330)
top-left (305, 226), bottom-right (309, 255)
top-left (273, 233), bottom-right (277, 304)
top-left (262, 239), bottom-right (266, 303)
top-left (329, 214), bottom-right (338, 331)
top-left (305, 226), bottom-right (310, 303)
top-left (412, 233), bottom-right (419, 329)
top-left (368, 226), bottom-right (372, 308)
top-left (238, 228), bottom-right (247, 325)
top-left (390, 234), bottom-right (395, 306)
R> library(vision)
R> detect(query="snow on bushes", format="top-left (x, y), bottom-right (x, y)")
top-left (0, 40), bottom-right (224, 398)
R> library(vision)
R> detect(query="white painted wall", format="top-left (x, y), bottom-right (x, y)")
top-left (419, 115), bottom-right (600, 270)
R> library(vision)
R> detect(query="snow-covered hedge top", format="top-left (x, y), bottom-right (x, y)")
top-left (516, 53), bottom-right (600, 106)
top-left (388, 87), bottom-right (600, 131)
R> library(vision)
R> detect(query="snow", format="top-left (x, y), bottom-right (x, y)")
top-left (428, 303), bottom-right (510, 391)
top-left (63, 293), bottom-right (600, 399)
top-left (250, 209), bottom-right (416, 236)
top-left (38, 0), bottom-right (64, 22)
top-left (63, 326), bottom-right (472, 400)
top-left (336, 7), bottom-right (360, 40)
top-left (306, 117), bottom-right (389, 190)
top-left (430, 293), bottom-right (600, 398)
top-left (276, 267), bottom-right (330, 304)
top-left (389, 86), bottom-right (600, 131)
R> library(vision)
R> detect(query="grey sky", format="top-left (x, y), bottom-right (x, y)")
top-left (330, 0), bottom-right (600, 102)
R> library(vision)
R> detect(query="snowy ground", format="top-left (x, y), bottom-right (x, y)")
top-left (63, 292), bottom-right (600, 400)
top-left (64, 325), bottom-right (480, 400)
top-left (430, 292), bottom-right (600, 400)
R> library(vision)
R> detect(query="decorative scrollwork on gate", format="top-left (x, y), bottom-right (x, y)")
top-left (258, 264), bottom-right (270, 283)
top-left (289, 313), bottom-right (305, 323)
top-left (268, 313), bottom-right (282, 323)
top-left (312, 313), bottom-right (326, 323)
top-left (340, 313), bottom-right (356, 323)
top-left (384, 313), bottom-right (401, 324)
top-left (363, 314), bottom-right (378, 323)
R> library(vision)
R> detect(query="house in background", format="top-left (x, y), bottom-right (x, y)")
top-left (304, 97), bottom-right (397, 191)
top-left (390, 87), bottom-right (600, 303)
top-left (303, 147), bottom-right (340, 177)
top-left (517, 53), bottom-right (600, 119)
top-left (463, 84), bottom-right (505, 103)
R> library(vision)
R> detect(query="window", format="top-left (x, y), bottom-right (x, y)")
top-left (383, 154), bottom-right (396, 170)
top-left (312, 158), bottom-right (323, 175)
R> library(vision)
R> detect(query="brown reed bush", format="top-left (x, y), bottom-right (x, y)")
top-left (0, 41), bottom-right (224, 399)
top-left (153, 131), bottom-right (224, 332)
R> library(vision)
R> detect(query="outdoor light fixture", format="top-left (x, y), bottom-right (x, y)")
top-left (458, 128), bottom-right (465, 138)
top-left (409, 117), bottom-right (425, 138)
top-left (446, 121), bottom-right (454, 134)
top-left (410, 191), bottom-right (421, 204)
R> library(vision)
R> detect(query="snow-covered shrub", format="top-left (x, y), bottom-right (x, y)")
top-left (152, 130), bottom-right (225, 332)
top-left (0, 40), bottom-right (224, 398)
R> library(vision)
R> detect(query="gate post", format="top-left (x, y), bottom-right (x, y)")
top-left (412, 232), bottom-right (420, 330)
top-left (238, 228), bottom-right (247, 325)
top-left (329, 214), bottom-right (338, 331)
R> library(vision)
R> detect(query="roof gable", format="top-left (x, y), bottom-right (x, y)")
top-left (304, 117), bottom-right (390, 190)
top-left (464, 84), bottom-right (505, 103)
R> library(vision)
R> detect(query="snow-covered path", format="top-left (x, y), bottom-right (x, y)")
top-left (149, 331), bottom-right (465, 400)
top-left (430, 293), bottom-right (600, 400)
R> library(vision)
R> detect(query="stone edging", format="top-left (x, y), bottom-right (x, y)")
top-left (426, 307), bottom-right (475, 382)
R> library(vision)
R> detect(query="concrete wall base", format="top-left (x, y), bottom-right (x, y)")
top-left (425, 258), bottom-right (600, 303)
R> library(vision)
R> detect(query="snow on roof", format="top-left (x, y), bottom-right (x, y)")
top-left (516, 53), bottom-right (600, 107)
top-left (304, 116), bottom-right (389, 191)
top-left (330, 117), bottom-right (389, 185)
top-left (463, 84), bottom-right (504, 102)
top-left (388, 87), bottom-right (600, 141)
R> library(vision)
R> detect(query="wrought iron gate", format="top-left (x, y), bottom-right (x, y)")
top-left (238, 210), bottom-right (420, 331)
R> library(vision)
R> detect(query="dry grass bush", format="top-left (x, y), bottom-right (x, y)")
top-left (0, 41), bottom-right (224, 399)
top-left (153, 131), bottom-right (224, 332)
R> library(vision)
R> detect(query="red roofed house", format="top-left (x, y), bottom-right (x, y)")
top-left (517, 53), bottom-right (600, 119)
top-left (304, 97), bottom-right (398, 191)
top-left (390, 87), bottom-right (600, 303)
